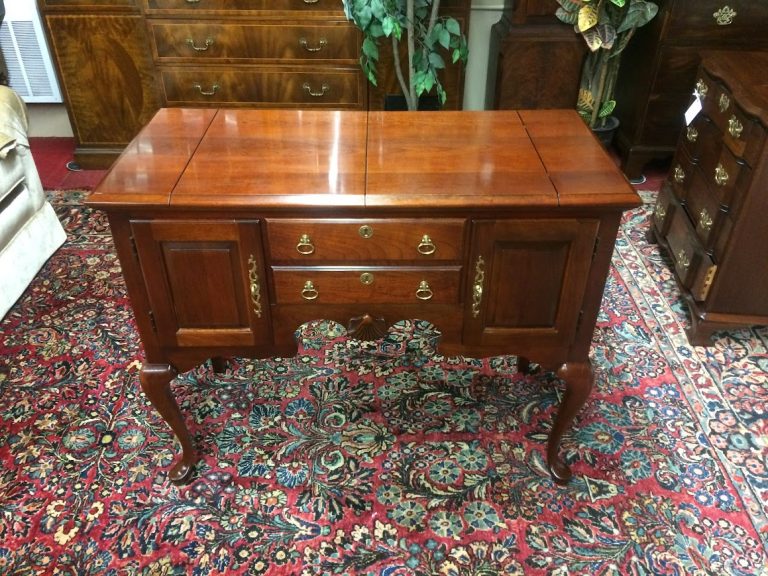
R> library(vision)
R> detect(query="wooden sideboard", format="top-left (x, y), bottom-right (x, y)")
top-left (613, 0), bottom-right (768, 180)
top-left (37, 0), bottom-right (470, 168)
top-left (650, 51), bottom-right (768, 344)
top-left (88, 108), bottom-right (640, 485)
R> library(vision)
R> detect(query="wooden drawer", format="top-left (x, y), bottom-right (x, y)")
top-left (143, 0), bottom-right (342, 13)
top-left (159, 66), bottom-right (366, 108)
top-left (271, 267), bottom-right (462, 304)
top-left (681, 112), bottom-right (720, 166)
top-left (666, 1), bottom-right (768, 43)
top-left (706, 144), bottom-right (751, 213)
top-left (149, 21), bottom-right (359, 63)
top-left (267, 219), bottom-right (465, 261)
top-left (668, 147), bottom-right (696, 201)
top-left (664, 206), bottom-right (717, 302)
top-left (652, 183), bottom-right (676, 238)
top-left (684, 168), bottom-right (728, 249)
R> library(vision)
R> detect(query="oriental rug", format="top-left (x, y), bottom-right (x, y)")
top-left (0, 190), bottom-right (766, 575)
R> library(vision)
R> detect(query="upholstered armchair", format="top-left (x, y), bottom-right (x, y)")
top-left (0, 84), bottom-right (66, 319)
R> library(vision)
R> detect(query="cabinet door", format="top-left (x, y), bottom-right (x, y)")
top-left (463, 219), bottom-right (599, 348)
top-left (131, 220), bottom-right (271, 349)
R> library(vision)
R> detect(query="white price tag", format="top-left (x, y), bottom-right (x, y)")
top-left (685, 93), bottom-right (703, 126)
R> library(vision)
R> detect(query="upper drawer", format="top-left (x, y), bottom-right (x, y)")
top-left (149, 22), bottom-right (359, 63)
top-left (143, 0), bottom-right (344, 14)
top-left (159, 67), bottom-right (366, 108)
top-left (667, 1), bottom-right (768, 44)
top-left (267, 219), bottom-right (466, 262)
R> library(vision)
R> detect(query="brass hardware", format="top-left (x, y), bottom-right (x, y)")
top-left (302, 82), bottom-right (330, 97)
top-left (673, 164), bottom-right (685, 184)
top-left (698, 208), bottom-right (713, 232)
top-left (303, 0), bottom-right (320, 3)
top-left (360, 272), bottom-right (374, 285)
top-left (713, 5), bottom-right (737, 25)
top-left (695, 79), bottom-right (708, 99)
top-left (714, 163), bottom-right (729, 186)
top-left (718, 93), bottom-right (730, 113)
top-left (192, 82), bottom-right (219, 96)
top-left (471, 256), bottom-right (485, 318)
top-left (301, 280), bottom-right (319, 301)
top-left (698, 265), bottom-right (718, 301)
top-left (185, 0), bottom-right (201, 3)
top-left (186, 38), bottom-right (214, 51)
top-left (686, 126), bottom-right (699, 143)
top-left (296, 234), bottom-right (315, 255)
top-left (299, 37), bottom-right (327, 52)
top-left (248, 255), bottom-right (262, 318)
top-left (655, 204), bottom-right (667, 224)
top-left (415, 281), bottom-right (433, 301)
top-left (417, 234), bottom-right (436, 255)
top-left (728, 115), bottom-right (743, 139)
top-left (358, 225), bottom-right (373, 239)
top-left (676, 249), bottom-right (691, 271)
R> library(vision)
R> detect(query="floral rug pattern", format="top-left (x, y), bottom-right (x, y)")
top-left (0, 190), bottom-right (766, 575)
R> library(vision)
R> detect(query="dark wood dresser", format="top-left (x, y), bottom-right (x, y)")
top-left (37, 0), bottom-right (470, 168)
top-left (650, 51), bottom-right (768, 345)
top-left (614, 0), bottom-right (768, 180)
top-left (88, 108), bottom-right (640, 484)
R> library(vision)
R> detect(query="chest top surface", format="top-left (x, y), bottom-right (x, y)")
top-left (88, 108), bottom-right (639, 211)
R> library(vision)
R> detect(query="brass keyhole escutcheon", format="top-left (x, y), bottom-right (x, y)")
top-left (358, 225), bottom-right (373, 239)
top-left (360, 272), bottom-right (374, 285)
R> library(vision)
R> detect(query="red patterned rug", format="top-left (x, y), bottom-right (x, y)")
top-left (0, 190), bottom-right (766, 575)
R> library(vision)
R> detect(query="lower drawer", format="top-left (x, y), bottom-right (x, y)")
top-left (271, 267), bottom-right (462, 304)
top-left (664, 206), bottom-right (717, 302)
top-left (159, 66), bottom-right (366, 108)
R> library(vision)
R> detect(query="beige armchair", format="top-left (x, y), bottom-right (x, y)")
top-left (0, 85), bottom-right (66, 319)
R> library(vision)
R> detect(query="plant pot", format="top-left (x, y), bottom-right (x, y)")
top-left (592, 115), bottom-right (620, 148)
top-left (384, 94), bottom-right (441, 111)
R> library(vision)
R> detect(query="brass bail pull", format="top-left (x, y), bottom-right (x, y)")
top-left (193, 83), bottom-right (219, 96)
top-left (186, 38), bottom-right (214, 51)
top-left (301, 281), bottom-right (319, 301)
top-left (296, 234), bottom-right (315, 255)
top-left (417, 234), bottom-right (436, 255)
top-left (415, 281), bottom-right (433, 301)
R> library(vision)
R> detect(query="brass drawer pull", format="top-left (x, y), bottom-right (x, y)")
top-left (296, 234), bottom-right (315, 255)
top-left (303, 0), bottom-right (320, 3)
top-left (728, 115), bottom-right (743, 139)
top-left (713, 5), bottom-right (737, 25)
top-left (360, 272), bottom-right (374, 285)
top-left (699, 208), bottom-right (713, 232)
top-left (714, 163), bottom-right (729, 186)
top-left (299, 37), bottom-right (327, 53)
top-left (192, 82), bottom-right (219, 96)
top-left (358, 224), bottom-right (373, 238)
top-left (248, 255), bottom-right (262, 318)
top-left (417, 234), bottom-right (436, 255)
top-left (185, 0), bottom-right (201, 3)
top-left (302, 82), bottom-right (330, 97)
top-left (186, 37), bottom-right (214, 52)
top-left (301, 280), bottom-right (319, 301)
top-left (695, 79), bottom-right (708, 99)
top-left (676, 249), bottom-right (690, 271)
top-left (415, 280), bottom-right (433, 301)
top-left (686, 126), bottom-right (698, 143)
top-left (673, 164), bottom-right (685, 184)
top-left (718, 93), bottom-right (730, 113)
top-left (655, 204), bottom-right (667, 224)
top-left (471, 255), bottom-right (485, 317)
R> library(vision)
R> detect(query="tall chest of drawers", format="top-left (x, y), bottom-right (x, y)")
top-left (613, 0), bottom-right (768, 180)
top-left (650, 51), bottom-right (768, 345)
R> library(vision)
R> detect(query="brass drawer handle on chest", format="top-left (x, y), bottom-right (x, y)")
top-left (358, 224), bottom-right (373, 238)
top-left (728, 115), bottom-right (744, 139)
top-left (471, 255), bottom-right (485, 317)
top-left (676, 249), bottom-right (690, 271)
top-left (718, 93), bottom-right (730, 113)
top-left (299, 37), bottom-right (328, 53)
top-left (654, 204), bottom-right (667, 224)
top-left (301, 280), bottom-right (319, 301)
top-left (296, 234), bottom-right (315, 255)
top-left (699, 208), bottom-right (713, 232)
top-left (713, 6), bottom-right (737, 26)
top-left (247, 255), bottom-right (262, 318)
top-left (417, 234), bottom-right (436, 255)
top-left (415, 280), bottom-right (433, 301)
top-left (192, 83), bottom-right (219, 97)
top-left (303, 0), bottom-right (320, 3)
top-left (673, 164), bottom-right (686, 184)
top-left (686, 126), bottom-right (698, 143)
top-left (186, 38), bottom-right (214, 52)
top-left (185, 0), bottom-right (201, 3)
top-left (695, 79), bottom-right (708, 99)
top-left (714, 164), bottom-right (729, 186)
top-left (303, 82), bottom-right (330, 97)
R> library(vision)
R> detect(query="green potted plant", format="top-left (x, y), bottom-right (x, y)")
top-left (342, 0), bottom-right (468, 111)
top-left (555, 0), bottom-right (658, 133)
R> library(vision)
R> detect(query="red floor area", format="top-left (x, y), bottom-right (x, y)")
top-left (29, 137), bottom-right (107, 190)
